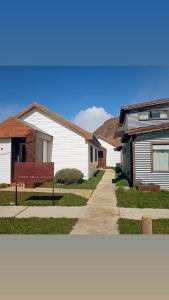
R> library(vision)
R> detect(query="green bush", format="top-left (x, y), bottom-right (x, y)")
top-left (0, 183), bottom-right (8, 188)
top-left (55, 169), bottom-right (84, 185)
top-left (115, 167), bottom-right (129, 187)
top-left (116, 178), bottom-right (129, 187)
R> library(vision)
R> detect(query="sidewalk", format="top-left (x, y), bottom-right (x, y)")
top-left (0, 170), bottom-right (120, 234)
top-left (119, 207), bottom-right (169, 220)
top-left (0, 186), bottom-right (93, 199)
top-left (71, 169), bottom-right (119, 234)
top-left (0, 206), bottom-right (84, 219)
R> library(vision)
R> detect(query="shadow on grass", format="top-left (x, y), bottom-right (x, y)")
top-left (26, 195), bottom-right (63, 202)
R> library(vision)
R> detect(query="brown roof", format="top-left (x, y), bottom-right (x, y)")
top-left (16, 102), bottom-right (101, 147)
top-left (122, 122), bottom-right (169, 141)
top-left (97, 135), bottom-right (120, 147)
top-left (119, 98), bottom-right (169, 124)
top-left (0, 117), bottom-right (34, 138)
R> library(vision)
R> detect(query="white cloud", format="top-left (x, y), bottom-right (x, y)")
top-left (0, 104), bottom-right (20, 121)
top-left (73, 106), bottom-right (113, 132)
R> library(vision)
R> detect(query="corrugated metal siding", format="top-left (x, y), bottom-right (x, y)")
top-left (135, 131), bottom-right (169, 189)
top-left (0, 138), bottom-right (11, 184)
top-left (127, 104), bottom-right (169, 129)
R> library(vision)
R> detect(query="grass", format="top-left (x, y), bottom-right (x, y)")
top-left (41, 170), bottom-right (105, 190)
top-left (118, 218), bottom-right (169, 234)
top-left (115, 168), bottom-right (129, 187)
top-left (116, 187), bottom-right (169, 209)
top-left (0, 217), bottom-right (77, 234)
top-left (0, 191), bottom-right (88, 206)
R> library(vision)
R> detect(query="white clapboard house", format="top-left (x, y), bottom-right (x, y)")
top-left (0, 103), bottom-right (101, 184)
top-left (97, 135), bottom-right (121, 168)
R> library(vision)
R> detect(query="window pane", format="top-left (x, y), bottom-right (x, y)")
top-left (139, 112), bottom-right (149, 120)
top-left (153, 144), bottom-right (169, 150)
top-left (90, 146), bottom-right (93, 162)
top-left (43, 140), bottom-right (48, 162)
top-left (160, 111), bottom-right (168, 118)
top-left (153, 150), bottom-right (169, 171)
top-left (95, 149), bottom-right (98, 161)
top-left (151, 110), bottom-right (168, 119)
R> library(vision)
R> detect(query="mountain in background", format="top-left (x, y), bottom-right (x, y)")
top-left (94, 117), bottom-right (120, 145)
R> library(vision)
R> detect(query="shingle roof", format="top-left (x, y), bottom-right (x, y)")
top-left (0, 117), bottom-right (34, 138)
top-left (119, 98), bottom-right (169, 124)
top-left (126, 122), bottom-right (169, 136)
top-left (121, 122), bottom-right (169, 142)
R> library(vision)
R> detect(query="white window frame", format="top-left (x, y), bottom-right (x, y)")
top-left (152, 143), bottom-right (169, 172)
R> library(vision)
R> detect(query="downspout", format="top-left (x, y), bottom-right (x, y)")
top-left (131, 135), bottom-right (136, 187)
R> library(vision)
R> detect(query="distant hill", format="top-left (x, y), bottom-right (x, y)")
top-left (94, 117), bottom-right (120, 146)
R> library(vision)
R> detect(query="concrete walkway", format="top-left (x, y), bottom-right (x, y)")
top-left (119, 207), bottom-right (169, 220)
top-left (71, 169), bottom-right (119, 234)
top-left (0, 187), bottom-right (93, 199)
top-left (0, 206), bottom-right (84, 219)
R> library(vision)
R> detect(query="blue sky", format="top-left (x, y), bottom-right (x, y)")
top-left (1, 66), bottom-right (169, 131)
top-left (0, 1), bottom-right (169, 65)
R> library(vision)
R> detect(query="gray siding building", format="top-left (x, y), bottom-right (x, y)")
top-left (118, 98), bottom-right (169, 189)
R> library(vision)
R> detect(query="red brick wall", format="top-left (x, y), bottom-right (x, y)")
top-left (25, 130), bottom-right (36, 187)
top-left (26, 130), bottom-right (36, 162)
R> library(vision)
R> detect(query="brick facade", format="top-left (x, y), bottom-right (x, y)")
top-left (26, 130), bottom-right (36, 162)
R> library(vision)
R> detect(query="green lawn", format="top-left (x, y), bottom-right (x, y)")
top-left (0, 217), bottom-right (77, 234)
top-left (41, 170), bottom-right (105, 190)
top-left (115, 168), bottom-right (129, 187)
top-left (116, 187), bottom-right (169, 209)
top-left (0, 191), bottom-right (88, 206)
top-left (118, 218), bottom-right (169, 234)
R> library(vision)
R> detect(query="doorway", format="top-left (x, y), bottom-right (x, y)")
top-left (11, 137), bottom-right (26, 182)
top-left (98, 148), bottom-right (107, 168)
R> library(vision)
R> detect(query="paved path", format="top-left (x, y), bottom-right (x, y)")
top-left (119, 207), bottom-right (169, 220)
top-left (0, 187), bottom-right (92, 199)
top-left (71, 169), bottom-right (119, 234)
top-left (0, 206), bottom-right (83, 219)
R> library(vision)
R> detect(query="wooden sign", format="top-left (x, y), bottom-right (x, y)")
top-left (15, 162), bottom-right (54, 183)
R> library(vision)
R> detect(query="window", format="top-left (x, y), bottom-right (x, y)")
top-left (152, 144), bottom-right (169, 172)
top-left (139, 110), bottom-right (168, 120)
top-left (139, 111), bottom-right (150, 120)
top-left (150, 110), bottom-right (168, 119)
top-left (90, 146), bottom-right (93, 162)
top-left (95, 148), bottom-right (98, 161)
top-left (43, 140), bottom-right (48, 162)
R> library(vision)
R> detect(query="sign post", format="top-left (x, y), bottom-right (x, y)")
top-left (15, 162), bottom-right (55, 206)
top-left (15, 180), bottom-right (18, 206)
top-left (52, 180), bottom-right (55, 206)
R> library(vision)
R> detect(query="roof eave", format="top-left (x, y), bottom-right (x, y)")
top-left (16, 102), bottom-right (94, 141)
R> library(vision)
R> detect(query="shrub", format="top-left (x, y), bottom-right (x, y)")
top-left (0, 183), bottom-right (8, 188)
top-left (55, 168), bottom-right (84, 185)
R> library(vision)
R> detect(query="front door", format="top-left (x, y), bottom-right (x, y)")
top-left (98, 150), bottom-right (105, 168)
